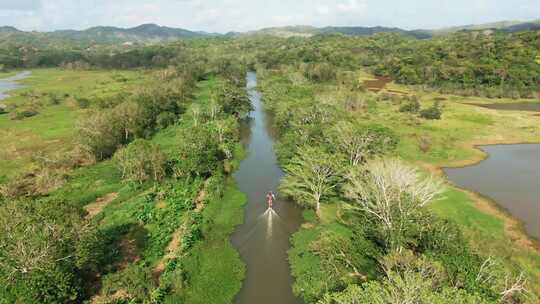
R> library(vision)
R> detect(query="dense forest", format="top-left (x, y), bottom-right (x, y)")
top-left (0, 25), bottom-right (539, 304)
top-left (2, 29), bottom-right (539, 97)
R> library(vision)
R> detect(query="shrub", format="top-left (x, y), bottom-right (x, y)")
top-left (399, 100), bottom-right (421, 113)
top-left (9, 108), bottom-right (39, 120)
top-left (114, 139), bottom-right (167, 184)
top-left (77, 110), bottom-right (123, 160)
top-left (418, 135), bottom-right (432, 153)
top-left (420, 102), bottom-right (442, 120)
top-left (0, 200), bottom-right (98, 303)
top-left (303, 63), bottom-right (337, 83)
top-left (156, 112), bottom-right (177, 129)
top-left (172, 125), bottom-right (222, 178)
top-left (75, 97), bottom-right (90, 109)
top-left (48, 93), bottom-right (61, 105)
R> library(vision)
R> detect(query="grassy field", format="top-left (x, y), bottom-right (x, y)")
top-left (0, 68), bottom-right (149, 179)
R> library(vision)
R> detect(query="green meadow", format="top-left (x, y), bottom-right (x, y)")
top-left (0, 68), bottom-right (149, 179)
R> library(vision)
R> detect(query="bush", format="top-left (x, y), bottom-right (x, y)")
top-left (156, 112), bottom-right (177, 129)
top-left (419, 103), bottom-right (442, 120)
top-left (172, 125), bottom-right (222, 178)
top-left (77, 110), bottom-right (123, 160)
top-left (48, 93), bottom-right (61, 105)
top-left (75, 97), bottom-right (90, 109)
top-left (303, 63), bottom-right (337, 83)
top-left (399, 100), bottom-right (420, 113)
top-left (0, 200), bottom-right (99, 303)
top-left (114, 139), bottom-right (167, 184)
top-left (9, 108), bottom-right (39, 120)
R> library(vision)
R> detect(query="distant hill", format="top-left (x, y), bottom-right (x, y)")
top-left (503, 20), bottom-right (540, 32)
top-left (433, 20), bottom-right (540, 35)
top-left (1, 19), bottom-right (539, 47)
top-left (0, 26), bottom-right (21, 33)
top-left (49, 24), bottom-right (215, 43)
top-left (318, 26), bottom-right (431, 39)
top-left (0, 24), bottom-right (215, 48)
top-left (236, 25), bottom-right (431, 38)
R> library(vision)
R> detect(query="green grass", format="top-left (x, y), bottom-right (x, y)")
top-left (431, 188), bottom-right (503, 234)
top-left (49, 160), bottom-right (124, 207)
top-left (0, 68), bottom-right (149, 178)
top-left (181, 180), bottom-right (247, 304)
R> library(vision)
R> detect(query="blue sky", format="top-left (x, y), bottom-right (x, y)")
top-left (0, 0), bottom-right (538, 32)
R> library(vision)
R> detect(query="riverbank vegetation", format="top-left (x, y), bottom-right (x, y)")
top-left (1, 26), bottom-right (539, 303)
top-left (0, 45), bottom-right (252, 302)
top-left (256, 58), bottom-right (540, 303)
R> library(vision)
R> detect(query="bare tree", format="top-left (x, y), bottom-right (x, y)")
top-left (500, 272), bottom-right (528, 302)
top-left (476, 256), bottom-right (529, 302)
top-left (331, 122), bottom-right (376, 166)
top-left (344, 159), bottom-right (444, 248)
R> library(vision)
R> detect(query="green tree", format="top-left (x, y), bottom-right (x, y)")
top-left (280, 146), bottom-right (342, 214)
top-left (172, 124), bottom-right (222, 177)
top-left (113, 139), bottom-right (167, 184)
top-left (0, 200), bottom-right (98, 303)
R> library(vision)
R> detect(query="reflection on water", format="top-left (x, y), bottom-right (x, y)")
top-left (444, 144), bottom-right (540, 240)
top-left (230, 72), bottom-right (303, 304)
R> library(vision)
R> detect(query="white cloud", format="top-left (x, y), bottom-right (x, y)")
top-left (0, 0), bottom-right (42, 11)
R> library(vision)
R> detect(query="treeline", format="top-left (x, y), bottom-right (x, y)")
top-left (367, 31), bottom-right (540, 98)
top-left (0, 54), bottom-right (251, 303)
top-left (3, 30), bottom-right (539, 97)
top-left (250, 31), bottom-right (540, 98)
top-left (257, 66), bottom-right (535, 304)
top-left (0, 44), bottom-right (185, 69)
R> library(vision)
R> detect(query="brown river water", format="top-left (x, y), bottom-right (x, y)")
top-left (444, 144), bottom-right (540, 240)
top-left (230, 72), bottom-right (303, 304)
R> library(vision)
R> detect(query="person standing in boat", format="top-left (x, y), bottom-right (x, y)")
top-left (266, 191), bottom-right (276, 209)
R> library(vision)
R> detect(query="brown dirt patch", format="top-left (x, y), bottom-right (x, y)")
top-left (386, 89), bottom-right (409, 95)
top-left (364, 76), bottom-right (391, 93)
top-left (153, 222), bottom-right (186, 279)
top-left (152, 180), bottom-right (210, 279)
top-left (91, 289), bottom-right (130, 304)
top-left (118, 237), bottom-right (141, 269)
top-left (301, 222), bottom-right (315, 229)
top-left (155, 200), bottom-right (167, 209)
top-left (84, 192), bottom-right (118, 219)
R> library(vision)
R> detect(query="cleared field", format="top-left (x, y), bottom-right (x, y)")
top-left (0, 68), bottom-right (148, 180)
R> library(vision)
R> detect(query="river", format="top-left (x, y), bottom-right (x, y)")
top-left (230, 72), bottom-right (303, 304)
top-left (444, 144), bottom-right (540, 240)
top-left (0, 71), bottom-right (31, 101)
